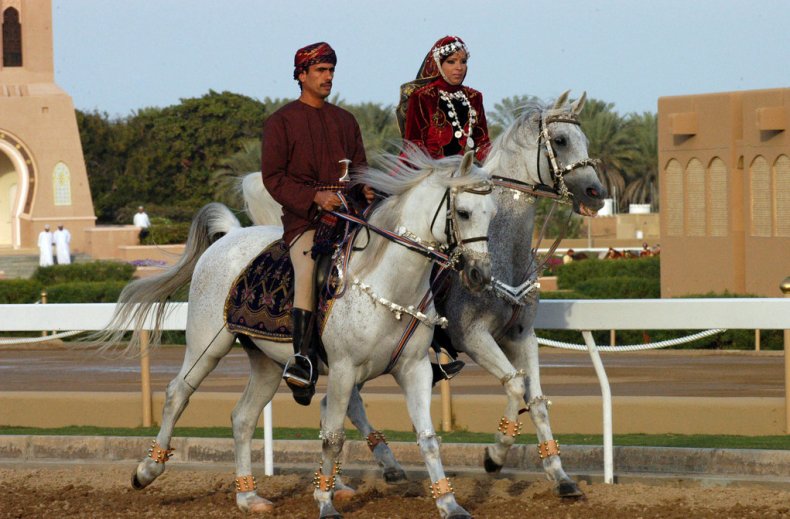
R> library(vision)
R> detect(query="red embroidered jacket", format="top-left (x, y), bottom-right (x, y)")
top-left (261, 101), bottom-right (367, 244)
top-left (403, 78), bottom-right (491, 162)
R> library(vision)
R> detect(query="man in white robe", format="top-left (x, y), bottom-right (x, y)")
top-left (37, 225), bottom-right (54, 267)
top-left (53, 224), bottom-right (71, 265)
top-left (133, 206), bottom-right (151, 243)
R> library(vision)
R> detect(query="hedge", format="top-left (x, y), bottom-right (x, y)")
top-left (574, 276), bottom-right (661, 299)
top-left (45, 281), bottom-right (129, 303)
top-left (32, 261), bottom-right (135, 284)
top-left (141, 222), bottom-right (191, 245)
top-left (0, 279), bottom-right (44, 303)
top-left (556, 256), bottom-right (660, 290)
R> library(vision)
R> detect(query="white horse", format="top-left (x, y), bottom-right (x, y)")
top-left (243, 91), bottom-right (606, 498)
top-left (99, 150), bottom-right (496, 518)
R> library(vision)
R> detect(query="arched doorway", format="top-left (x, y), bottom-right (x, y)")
top-left (0, 150), bottom-right (17, 246)
top-left (0, 135), bottom-right (31, 249)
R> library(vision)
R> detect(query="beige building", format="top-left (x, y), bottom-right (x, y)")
top-left (658, 88), bottom-right (790, 297)
top-left (0, 0), bottom-right (95, 252)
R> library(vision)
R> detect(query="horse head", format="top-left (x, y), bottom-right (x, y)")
top-left (357, 146), bottom-right (497, 293)
top-left (485, 90), bottom-right (607, 216)
top-left (442, 151), bottom-right (496, 292)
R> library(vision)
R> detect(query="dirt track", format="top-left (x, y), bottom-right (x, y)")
top-left (2, 465), bottom-right (789, 518)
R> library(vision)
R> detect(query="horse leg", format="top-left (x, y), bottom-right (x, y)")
top-left (325, 384), bottom-right (408, 484)
top-left (505, 328), bottom-right (583, 498)
top-left (395, 360), bottom-right (471, 519)
top-left (132, 329), bottom-right (236, 490)
top-left (454, 328), bottom-right (526, 475)
top-left (314, 364), bottom-right (356, 518)
top-left (231, 339), bottom-right (282, 513)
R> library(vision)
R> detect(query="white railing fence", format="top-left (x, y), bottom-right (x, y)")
top-left (1, 298), bottom-right (789, 482)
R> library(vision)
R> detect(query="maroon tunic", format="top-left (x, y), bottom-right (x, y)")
top-left (403, 78), bottom-right (491, 162)
top-left (261, 100), bottom-right (367, 244)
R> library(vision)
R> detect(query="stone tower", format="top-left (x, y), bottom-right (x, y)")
top-left (0, 0), bottom-right (94, 251)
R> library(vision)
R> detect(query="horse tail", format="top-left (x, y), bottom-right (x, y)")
top-left (241, 172), bottom-right (282, 226)
top-left (92, 203), bottom-right (241, 357)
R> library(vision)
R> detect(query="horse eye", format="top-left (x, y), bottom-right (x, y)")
top-left (553, 136), bottom-right (567, 147)
top-left (456, 209), bottom-right (471, 220)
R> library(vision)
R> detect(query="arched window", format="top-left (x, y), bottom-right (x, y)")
top-left (750, 156), bottom-right (771, 237)
top-left (708, 157), bottom-right (728, 237)
top-left (774, 155), bottom-right (790, 237)
top-left (3, 7), bottom-right (23, 67)
top-left (52, 162), bottom-right (72, 206)
top-left (685, 158), bottom-right (705, 236)
top-left (665, 159), bottom-right (683, 236)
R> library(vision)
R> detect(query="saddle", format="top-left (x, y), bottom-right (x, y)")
top-left (224, 215), bottom-right (347, 344)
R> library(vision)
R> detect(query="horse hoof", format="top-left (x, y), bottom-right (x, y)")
top-left (131, 471), bottom-right (145, 490)
top-left (321, 514), bottom-right (342, 519)
top-left (483, 447), bottom-right (503, 474)
top-left (447, 514), bottom-right (472, 519)
top-left (334, 488), bottom-right (356, 501)
top-left (556, 480), bottom-right (585, 499)
top-left (248, 499), bottom-right (274, 513)
top-left (383, 467), bottom-right (408, 484)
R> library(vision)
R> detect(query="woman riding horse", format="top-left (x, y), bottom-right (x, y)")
top-left (397, 35), bottom-right (491, 162)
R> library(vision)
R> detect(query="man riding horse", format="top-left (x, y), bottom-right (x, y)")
top-left (261, 42), bottom-right (374, 405)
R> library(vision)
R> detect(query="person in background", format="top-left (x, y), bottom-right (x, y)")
top-left (53, 224), bottom-right (71, 265)
top-left (133, 206), bottom-right (151, 243)
top-left (37, 224), bottom-right (54, 267)
top-left (563, 249), bottom-right (575, 265)
top-left (397, 35), bottom-right (491, 162)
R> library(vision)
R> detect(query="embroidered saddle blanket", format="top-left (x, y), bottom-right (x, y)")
top-left (225, 239), bottom-right (339, 342)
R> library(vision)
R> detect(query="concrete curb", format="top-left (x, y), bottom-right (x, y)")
top-left (1, 435), bottom-right (789, 482)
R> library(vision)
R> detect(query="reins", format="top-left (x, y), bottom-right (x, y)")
top-left (328, 178), bottom-right (492, 374)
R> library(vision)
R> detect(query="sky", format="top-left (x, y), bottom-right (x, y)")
top-left (51, 0), bottom-right (790, 118)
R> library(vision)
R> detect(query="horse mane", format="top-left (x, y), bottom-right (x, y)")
top-left (350, 143), bottom-right (489, 276)
top-left (486, 97), bottom-right (585, 166)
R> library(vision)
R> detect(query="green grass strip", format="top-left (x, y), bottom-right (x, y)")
top-left (1, 426), bottom-right (787, 450)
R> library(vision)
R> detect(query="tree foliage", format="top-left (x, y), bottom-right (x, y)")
top-left (79, 90), bottom-right (266, 223)
top-left (78, 90), bottom-right (658, 226)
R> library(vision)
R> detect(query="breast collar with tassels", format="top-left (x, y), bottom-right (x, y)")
top-left (327, 182), bottom-right (492, 374)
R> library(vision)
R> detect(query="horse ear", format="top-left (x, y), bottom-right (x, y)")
top-left (553, 90), bottom-right (570, 109)
top-left (459, 150), bottom-right (475, 177)
top-left (571, 91), bottom-right (587, 115)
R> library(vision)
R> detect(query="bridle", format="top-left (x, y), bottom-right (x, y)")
top-left (428, 180), bottom-right (493, 269)
top-left (485, 109), bottom-right (601, 312)
top-left (329, 178), bottom-right (494, 273)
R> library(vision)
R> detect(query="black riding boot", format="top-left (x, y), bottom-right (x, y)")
top-left (283, 309), bottom-right (318, 406)
top-left (430, 359), bottom-right (465, 386)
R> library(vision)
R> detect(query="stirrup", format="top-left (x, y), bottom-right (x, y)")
top-left (283, 354), bottom-right (316, 406)
top-left (283, 354), bottom-right (314, 388)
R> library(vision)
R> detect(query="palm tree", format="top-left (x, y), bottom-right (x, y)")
top-left (578, 99), bottom-right (635, 212)
top-left (621, 112), bottom-right (658, 210)
top-left (341, 102), bottom-right (401, 158)
top-left (209, 139), bottom-right (260, 209)
top-left (489, 95), bottom-right (541, 139)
